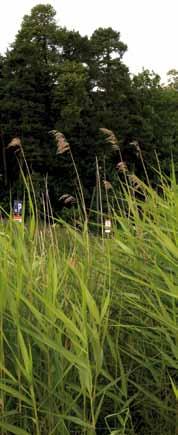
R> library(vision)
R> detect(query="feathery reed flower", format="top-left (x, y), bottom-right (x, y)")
top-left (116, 161), bottom-right (128, 173)
top-left (50, 130), bottom-right (70, 154)
top-left (103, 180), bottom-right (112, 190)
top-left (59, 194), bottom-right (76, 205)
top-left (7, 137), bottom-right (22, 149)
top-left (128, 174), bottom-right (142, 190)
top-left (100, 128), bottom-right (119, 151)
top-left (130, 140), bottom-right (140, 150)
top-left (130, 140), bottom-right (141, 157)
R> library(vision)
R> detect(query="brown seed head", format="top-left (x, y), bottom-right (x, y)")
top-left (130, 140), bottom-right (140, 154)
top-left (100, 128), bottom-right (119, 151)
top-left (128, 174), bottom-right (142, 190)
top-left (7, 137), bottom-right (22, 149)
top-left (116, 161), bottom-right (128, 173)
top-left (103, 180), bottom-right (112, 190)
top-left (59, 194), bottom-right (76, 205)
top-left (50, 130), bottom-right (70, 154)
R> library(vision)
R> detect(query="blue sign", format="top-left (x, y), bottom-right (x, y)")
top-left (13, 200), bottom-right (22, 215)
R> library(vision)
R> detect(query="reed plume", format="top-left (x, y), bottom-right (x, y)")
top-left (50, 130), bottom-right (70, 154)
top-left (7, 137), bottom-right (22, 150)
top-left (103, 180), bottom-right (112, 190)
top-left (59, 193), bottom-right (76, 205)
top-left (116, 161), bottom-right (128, 173)
top-left (100, 128), bottom-right (119, 151)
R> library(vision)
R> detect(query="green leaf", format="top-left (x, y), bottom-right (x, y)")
top-left (169, 375), bottom-right (178, 400)
top-left (0, 382), bottom-right (32, 406)
top-left (0, 422), bottom-right (30, 435)
top-left (100, 291), bottom-right (110, 321)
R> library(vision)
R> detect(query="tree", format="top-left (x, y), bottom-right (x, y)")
top-left (167, 69), bottom-right (178, 89)
top-left (127, 69), bottom-right (178, 180)
top-left (2, 4), bottom-right (178, 215)
top-left (0, 5), bottom-right (94, 211)
top-left (89, 27), bottom-right (127, 91)
top-left (0, 4), bottom-right (65, 205)
top-left (59, 28), bottom-right (90, 63)
top-left (88, 28), bottom-right (131, 138)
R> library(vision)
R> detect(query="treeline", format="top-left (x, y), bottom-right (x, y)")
top-left (1, 3), bottom-right (178, 216)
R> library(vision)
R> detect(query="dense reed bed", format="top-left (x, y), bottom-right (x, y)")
top-left (0, 168), bottom-right (178, 434)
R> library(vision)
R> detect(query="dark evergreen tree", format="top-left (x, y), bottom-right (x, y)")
top-left (1, 4), bottom-right (178, 216)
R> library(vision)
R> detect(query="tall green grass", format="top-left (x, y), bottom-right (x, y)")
top-left (0, 167), bottom-right (178, 434)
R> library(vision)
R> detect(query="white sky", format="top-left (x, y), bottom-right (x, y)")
top-left (0, 0), bottom-right (177, 82)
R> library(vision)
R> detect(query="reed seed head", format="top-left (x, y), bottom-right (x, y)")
top-left (50, 130), bottom-right (70, 154)
top-left (59, 194), bottom-right (76, 204)
top-left (128, 174), bottom-right (142, 190)
top-left (7, 137), bottom-right (22, 150)
top-left (100, 128), bottom-right (119, 151)
top-left (116, 161), bottom-right (128, 173)
top-left (103, 180), bottom-right (112, 190)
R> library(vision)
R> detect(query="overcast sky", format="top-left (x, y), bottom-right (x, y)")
top-left (0, 0), bottom-right (177, 82)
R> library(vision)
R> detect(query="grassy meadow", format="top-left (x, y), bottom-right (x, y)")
top-left (0, 167), bottom-right (178, 434)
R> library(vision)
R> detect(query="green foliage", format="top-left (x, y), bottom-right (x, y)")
top-left (1, 3), bottom-right (178, 217)
top-left (0, 170), bottom-right (178, 434)
top-left (2, 2), bottom-right (178, 433)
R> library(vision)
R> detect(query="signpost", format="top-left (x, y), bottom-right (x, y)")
top-left (104, 219), bottom-right (111, 236)
top-left (13, 200), bottom-right (23, 223)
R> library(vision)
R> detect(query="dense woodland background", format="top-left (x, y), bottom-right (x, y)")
top-left (1, 3), bottom-right (178, 216)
